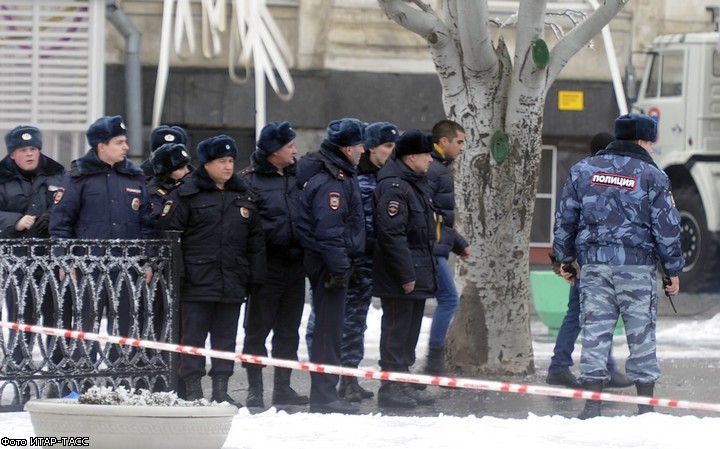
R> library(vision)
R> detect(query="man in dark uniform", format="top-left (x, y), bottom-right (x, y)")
top-left (147, 142), bottom-right (191, 224)
top-left (238, 121), bottom-right (308, 408)
top-left (373, 129), bottom-right (437, 409)
top-left (140, 125), bottom-right (189, 178)
top-left (554, 113), bottom-right (684, 418)
top-left (157, 135), bottom-right (266, 404)
top-left (50, 115), bottom-right (155, 368)
top-left (0, 125), bottom-right (66, 376)
top-left (296, 118), bottom-right (366, 414)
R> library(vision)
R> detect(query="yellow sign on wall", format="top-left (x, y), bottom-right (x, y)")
top-left (558, 91), bottom-right (584, 111)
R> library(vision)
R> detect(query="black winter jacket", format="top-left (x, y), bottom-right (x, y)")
top-left (425, 147), bottom-right (469, 258)
top-left (157, 167), bottom-right (266, 303)
top-left (0, 154), bottom-right (65, 238)
top-left (372, 157), bottom-right (437, 300)
top-left (238, 153), bottom-right (302, 260)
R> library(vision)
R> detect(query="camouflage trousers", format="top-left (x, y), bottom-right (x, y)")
top-left (578, 264), bottom-right (660, 384)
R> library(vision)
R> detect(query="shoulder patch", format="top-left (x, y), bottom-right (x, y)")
top-left (240, 206), bottom-right (250, 218)
top-left (161, 200), bottom-right (173, 217)
top-left (329, 192), bottom-right (341, 210)
top-left (387, 200), bottom-right (400, 217)
top-left (53, 187), bottom-right (65, 205)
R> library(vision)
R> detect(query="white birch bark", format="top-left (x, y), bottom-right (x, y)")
top-left (378, 0), bottom-right (630, 375)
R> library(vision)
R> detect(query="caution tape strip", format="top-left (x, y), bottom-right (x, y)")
top-left (2, 320), bottom-right (719, 413)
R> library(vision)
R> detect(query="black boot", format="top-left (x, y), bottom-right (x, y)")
top-left (424, 346), bottom-right (445, 375)
top-left (339, 376), bottom-right (374, 402)
top-left (272, 367), bottom-right (309, 405)
top-left (245, 366), bottom-right (264, 408)
top-left (636, 381), bottom-right (655, 414)
top-left (577, 380), bottom-right (603, 419)
top-left (377, 381), bottom-right (417, 408)
top-left (184, 375), bottom-right (204, 401)
top-left (211, 375), bottom-right (241, 406)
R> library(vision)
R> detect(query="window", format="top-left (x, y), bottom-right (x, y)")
top-left (530, 145), bottom-right (557, 246)
top-left (660, 51), bottom-right (683, 97)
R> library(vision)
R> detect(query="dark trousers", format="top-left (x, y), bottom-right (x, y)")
top-left (179, 301), bottom-right (241, 379)
top-left (379, 297), bottom-right (427, 372)
top-left (304, 252), bottom-right (347, 405)
top-left (242, 256), bottom-right (305, 363)
top-left (5, 268), bottom-right (72, 368)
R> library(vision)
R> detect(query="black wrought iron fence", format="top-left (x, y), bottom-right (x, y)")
top-left (0, 233), bottom-right (181, 409)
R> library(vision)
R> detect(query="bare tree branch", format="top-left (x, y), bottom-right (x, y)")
top-left (455, 0), bottom-right (497, 74)
top-left (547, 0), bottom-right (630, 84)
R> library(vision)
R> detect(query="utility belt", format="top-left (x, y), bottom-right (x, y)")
top-left (578, 246), bottom-right (657, 266)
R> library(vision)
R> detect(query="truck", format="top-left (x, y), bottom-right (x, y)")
top-left (630, 31), bottom-right (720, 291)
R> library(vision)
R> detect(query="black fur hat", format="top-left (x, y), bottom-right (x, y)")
top-left (256, 121), bottom-right (296, 157)
top-left (151, 143), bottom-right (191, 175)
top-left (326, 118), bottom-right (366, 147)
top-left (614, 113), bottom-right (657, 142)
top-left (196, 135), bottom-right (238, 164)
top-left (5, 125), bottom-right (42, 153)
top-left (86, 115), bottom-right (127, 147)
top-left (150, 125), bottom-right (188, 152)
top-left (364, 122), bottom-right (400, 150)
top-left (395, 129), bottom-right (433, 157)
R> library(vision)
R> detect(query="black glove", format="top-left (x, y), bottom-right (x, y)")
top-left (324, 273), bottom-right (346, 290)
top-left (30, 211), bottom-right (50, 237)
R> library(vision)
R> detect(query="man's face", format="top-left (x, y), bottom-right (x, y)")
top-left (10, 146), bottom-right (40, 171)
top-left (345, 143), bottom-right (365, 166)
top-left (441, 131), bottom-right (465, 160)
top-left (169, 164), bottom-right (190, 181)
top-left (406, 152), bottom-right (433, 174)
top-left (97, 135), bottom-right (128, 165)
top-left (204, 157), bottom-right (235, 186)
top-left (268, 140), bottom-right (298, 170)
top-left (369, 142), bottom-right (395, 169)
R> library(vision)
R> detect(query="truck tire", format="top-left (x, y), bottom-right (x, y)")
top-left (673, 187), bottom-right (720, 292)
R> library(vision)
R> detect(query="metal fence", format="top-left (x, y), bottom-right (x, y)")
top-left (0, 234), bottom-right (181, 409)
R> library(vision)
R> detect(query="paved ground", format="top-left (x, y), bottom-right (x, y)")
top-left (218, 291), bottom-right (720, 419)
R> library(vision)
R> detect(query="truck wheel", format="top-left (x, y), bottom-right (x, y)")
top-left (674, 187), bottom-right (720, 292)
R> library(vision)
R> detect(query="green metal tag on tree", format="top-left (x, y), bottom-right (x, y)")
top-left (532, 38), bottom-right (550, 69)
top-left (490, 130), bottom-right (510, 164)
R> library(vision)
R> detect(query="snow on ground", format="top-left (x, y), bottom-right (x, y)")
top-left (2, 306), bottom-right (720, 448)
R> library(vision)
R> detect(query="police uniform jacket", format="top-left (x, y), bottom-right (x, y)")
top-left (372, 156), bottom-right (437, 300)
top-left (426, 146), bottom-right (468, 258)
top-left (357, 153), bottom-right (380, 256)
top-left (147, 176), bottom-right (183, 226)
top-left (0, 154), bottom-right (64, 238)
top-left (157, 167), bottom-right (266, 303)
top-left (238, 152), bottom-right (302, 260)
top-left (553, 140), bottom-right (685, 276)
top-left (295, 142), bottom-right (365, 275)
top-left (49, 149), bottom-right (154, 240)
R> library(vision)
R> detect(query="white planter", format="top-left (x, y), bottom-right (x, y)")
top-left (24, 399), bottom-right (237, 449)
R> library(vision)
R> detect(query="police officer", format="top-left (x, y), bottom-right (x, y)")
top-left (147, 142), bottom-right (191, 224)
top-left (50, 116), bottom-right (155, 367)
top-left (140, 125), bottom-right (189, 178)
top-left (553, 113), bottom-right (684, 419)
top-left (157, 135), bottom-right (266, 404)
top-left (0, 125), bottom-right (66, 375)
top-left (337, 122), bottom-right (399, 403)
top-left (296, 118), bottom-right (366, 414)
top-left (373, 129), bottom-right (437, 408)
top-left (238, 121), bottom-right (308, 408)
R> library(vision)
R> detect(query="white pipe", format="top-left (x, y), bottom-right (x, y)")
top-left (588, 0), bottom-right (628, 115)
top-left (151, 0), bottom-right (175, 129)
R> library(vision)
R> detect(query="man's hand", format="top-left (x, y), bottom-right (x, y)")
top-left (402, 280), bottom-right (415, 294)
top-left (664, 275), bottom-right (680, 296)
top-left (459, 247), bottom-right (471, 261)
top-left (145, 266), bottom-right (154, 285)
top-left (15, 215), bottom-right (36, 231)
top-left (559, 261), bottom-right (580, 285)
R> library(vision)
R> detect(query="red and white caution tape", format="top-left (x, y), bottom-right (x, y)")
top-left (2, 320), bottom-right (720, 413)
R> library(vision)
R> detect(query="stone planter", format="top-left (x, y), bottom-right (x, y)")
top-left (24, 398), bottom-right (237, 449)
